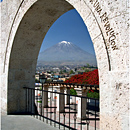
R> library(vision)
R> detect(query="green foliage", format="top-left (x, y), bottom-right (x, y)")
top-left (69, 70), bottom-right (74, 74)
top-left (81, 67), bottom-right (85, 70)
top-left (86, 63), bottom-right (90, 68)
top-left (35, 78), bottom-right (39, 83)
top-left (70, 88), bottom-right (77, 95)
top-left (87, 90), bottom-right (99, 99)
top-left (85, 69), bottom-right (90, 72)
top-left (63, 70), bottom-right (67, 73)
top-left (81, 65), bottom-right (91, 72)
top-left (59, 70), bottom-right (63, 74)
top-left (47, 79), bottom-right (52, 82)
top-left (37, 101), bottom-right (42, 103)
top-left (39, 86), bottom-right (42, 90)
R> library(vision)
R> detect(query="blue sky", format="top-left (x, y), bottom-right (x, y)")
top-left (40, 9), bottom-right (95, 55)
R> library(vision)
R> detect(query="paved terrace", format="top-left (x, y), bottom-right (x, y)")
top-left (1, 115), bottom-right (59, 130)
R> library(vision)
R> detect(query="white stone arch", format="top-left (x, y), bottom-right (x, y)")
top-left (1, 0), bottom-right (129, 129)
top-left (5, 0), bottom-right (74, 114)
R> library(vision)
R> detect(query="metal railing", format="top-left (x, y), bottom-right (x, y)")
top-left (24, 82), bottom-right (99, 130)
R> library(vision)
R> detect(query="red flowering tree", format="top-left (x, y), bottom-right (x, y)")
top-left (65, 69), bottom-right (99, 85)
top-left (65, 69), bottom-right (99, 99)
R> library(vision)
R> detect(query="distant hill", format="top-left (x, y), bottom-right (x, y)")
top-left (37, 41), bottom-right (97, 66)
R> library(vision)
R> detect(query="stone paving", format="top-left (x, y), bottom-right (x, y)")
top-left (1, 114), bottom-right (99, 130)
top-left (1, 115), bottom-right (59, 130)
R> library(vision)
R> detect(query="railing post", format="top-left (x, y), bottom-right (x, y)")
top-left (65, 87), bottom-right (70, 105)
top-left (77, 88), bottom-right (87, 119)
top-left (42, 85), bottom-right (49, 108)
top-left (57, 87), bottom-right (65, 112)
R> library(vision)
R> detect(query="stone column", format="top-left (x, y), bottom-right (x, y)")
top-left (65, 87), bottom-right (70, 105)
top-left (50, 86), bottom-right (53, 101)
top-left (57, 87), bottom-right (65, 112)
top-left (42, 85), bottom-right (49, 108)
top-left (77, 89), bottom-right (87, 119)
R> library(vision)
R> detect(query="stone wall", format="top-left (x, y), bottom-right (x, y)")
top-left (0, 0), bottom-right (129, 129)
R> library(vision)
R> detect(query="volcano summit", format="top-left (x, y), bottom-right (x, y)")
top-left (38, 41), bottom-right (97, 66)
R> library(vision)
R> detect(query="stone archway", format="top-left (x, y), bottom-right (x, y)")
top-left (1, 0), bottom-right (129, 129)
top-left (7, 0), bottom-right (74, 114)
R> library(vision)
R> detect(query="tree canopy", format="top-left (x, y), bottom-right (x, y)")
top-left (65, 69), bottom-right (99, 85)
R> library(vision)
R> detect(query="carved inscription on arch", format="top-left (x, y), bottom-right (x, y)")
top-left (90, 0), bottom-right (118, 50)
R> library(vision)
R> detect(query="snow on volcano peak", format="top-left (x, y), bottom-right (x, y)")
top-left (59, 41), bottom-right (71, 45)
top-left (38, 40), bottom-right (97, 66)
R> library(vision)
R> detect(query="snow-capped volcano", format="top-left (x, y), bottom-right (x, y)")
top-left (38, 41), bottom-right (97, 66)
top-left (58, 41), bottom-right (71, 45)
